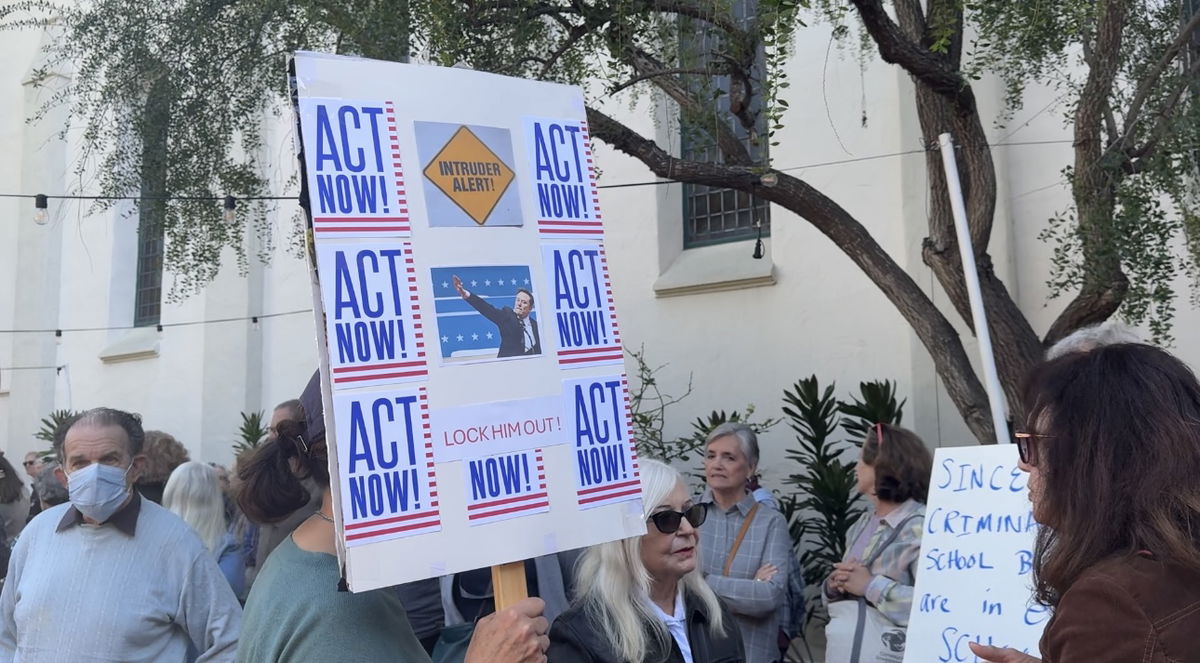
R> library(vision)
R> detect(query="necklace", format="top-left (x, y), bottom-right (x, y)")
top-left (311, 510), bottom-right (334, 523)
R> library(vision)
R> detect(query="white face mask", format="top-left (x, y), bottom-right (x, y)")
top-left (65, 462), bottom-right (132, 523)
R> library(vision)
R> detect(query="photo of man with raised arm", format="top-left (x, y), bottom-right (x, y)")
top-left (452, 274), bottom-right (541, 358)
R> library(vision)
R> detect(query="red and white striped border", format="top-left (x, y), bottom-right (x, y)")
top-left (576, 378), bottom-right (641, 508)
top-left (538, 120), bottom-right (604, 239)
top-left (556, 245), bottom-right (624, 368)
top-left (344, 508), bottom-right (441, 542)
top-left (622, 375), bottom-right (641, 476)
top-left (467, 450), bottom-right (549, 524)
top-left (330, 242), bottom-right (428, 388)
top-left (313, 217), bottom-right (410, 235)
top-left (557, 346), bottom-right (624, 365)
top-left (577, 478), bottom-right (642, 507)
top-left (344, 386), bottom-right (440, 544)
top-left (312, 101), bottom-right (410, 237)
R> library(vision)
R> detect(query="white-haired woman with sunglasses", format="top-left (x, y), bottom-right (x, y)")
top-left (548, 458), bottom-right (744, 663)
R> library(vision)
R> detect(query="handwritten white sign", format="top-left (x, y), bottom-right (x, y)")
top-left (904, 444), bottom-right (1049, 663)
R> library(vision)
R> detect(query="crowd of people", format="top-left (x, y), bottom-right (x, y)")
top-left (0, 323), bottom-right (1197, 662)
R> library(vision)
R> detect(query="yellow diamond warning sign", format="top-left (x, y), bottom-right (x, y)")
top-left (422, 126), bottom-right (517, 225)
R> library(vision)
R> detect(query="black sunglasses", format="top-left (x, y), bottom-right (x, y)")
top-left (1013, 430), bottom-right (1055, 465)
top-left (648, 504), bottom-right (707, 534)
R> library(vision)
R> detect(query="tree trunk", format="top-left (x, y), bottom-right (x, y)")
top-left (1044, 0), bottom-right (1132, 345)
top-left (586, 107), bottom-right (999, 443)
top-left (892, 2), bottom-right (1044, 427)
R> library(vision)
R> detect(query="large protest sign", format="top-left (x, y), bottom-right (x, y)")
top-left (904, 445), bottom-right (1045, 663)
top-left (294, 52), bottom-right (645, 592)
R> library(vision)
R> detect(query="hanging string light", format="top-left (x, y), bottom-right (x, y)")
top-left (223, 195), bottom-right (237, 224)
top-left (752, 221), bottom-right (765, 260)
top-left (34, 194), bottom-right (48, 225)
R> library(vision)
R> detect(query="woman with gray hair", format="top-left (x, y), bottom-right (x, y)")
top-left (696, 423), bottom-right (790, 663)
top-left (548, 458), bottom-right (744, 662)
top-left (163, 461), bottom-right (245, 597)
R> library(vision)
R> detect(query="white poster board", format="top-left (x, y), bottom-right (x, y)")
top-left (292, 52), bottom-right (646, 592)
top-left (904, 445), bottom-right (1047, 662)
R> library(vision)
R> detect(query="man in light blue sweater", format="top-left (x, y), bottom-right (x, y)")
top-left (0, 408), bottom-right (241, 662)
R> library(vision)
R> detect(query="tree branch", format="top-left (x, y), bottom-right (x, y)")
top-left (848, 0), bottom-right (976, 114)
top-left (608, 66), bottom-right (729, 95)
top-left (586, 106), bottom-right (998, 442)
top-left (643, 0), bottom-right (750, 47)
top-left (1117, 7), bottom-right (1200, 144)
top-left (1046, 0), bottom-right (1131, 345)
top-left (538, 23), bottom-right (590, 79)
top-left (614, 41), bottom-right (753, 165)
top-left (1124, 57), bottom-right (1200, 170)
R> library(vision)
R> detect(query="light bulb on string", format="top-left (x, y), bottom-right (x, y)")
top-left (223, 195), bottom-right (237, 224)
top-left (34, 194), bottom-right (48, 225)
top-left (251, 316), bottom-right (260, 332)
top-left (751, 194), bottom-right (765, 260)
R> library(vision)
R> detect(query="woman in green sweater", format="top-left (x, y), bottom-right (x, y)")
top-left (236, 373), bottom-right (549, 663)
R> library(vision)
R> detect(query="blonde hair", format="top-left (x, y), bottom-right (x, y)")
top-left (163, 461), bottom-right (226, 554)
top-left (573, 459), bottom-right (725, 662)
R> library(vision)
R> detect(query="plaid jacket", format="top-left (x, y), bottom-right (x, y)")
top-left (698, 490), bottom-right (791, 663)
top-left (825, 499), bottom-right (925, 627)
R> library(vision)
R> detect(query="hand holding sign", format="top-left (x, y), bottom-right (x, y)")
top-left (968, 643), bottom-right (1042, 663)
top-left (465, 596), bottom-right (550, 663)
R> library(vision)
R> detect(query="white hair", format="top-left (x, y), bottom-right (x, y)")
top-left (1045, 321), bottom-right (1141, 359)
top-left (163, 461), bottom-right (226, 554)
top-left (573, 459), bottom-right (725, 662)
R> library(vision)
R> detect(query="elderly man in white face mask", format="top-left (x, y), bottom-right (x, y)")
top-left (0, 407), bottom-right (241, 663)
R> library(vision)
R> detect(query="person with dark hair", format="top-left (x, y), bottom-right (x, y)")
top-left (452, 274), bottom-right (542, 358)
top-left (237, 372), bottom-right (550, 663)
top-left (245, 398), bottom-right (320, 592)
top-left (971, 344), bottom-right (1200, 663)
top-left (696, 422), bottom-right (790, 663)
top-left (0, 407), bottom-right (241, 661)
top-left (823, 423), bottom-right (931, 662)
top-left (135, 430), bottom-right (190, 504)
top-left (267, 399), bottom-right (304, 440)
top-left (22, 453), bottom-right (44, 522)
top-left (0, 454), bottom-right (29, 546)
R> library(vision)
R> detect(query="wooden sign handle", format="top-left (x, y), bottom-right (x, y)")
top-left (491, 561), bottom-right (528, 610)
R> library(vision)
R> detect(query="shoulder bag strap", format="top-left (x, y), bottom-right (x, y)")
top-left (849, 513), bottom-right (923, 663)
top-left (723, 502), bottom-right (760, 576)
top-left (863, 513), bottom-right (922, 567)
